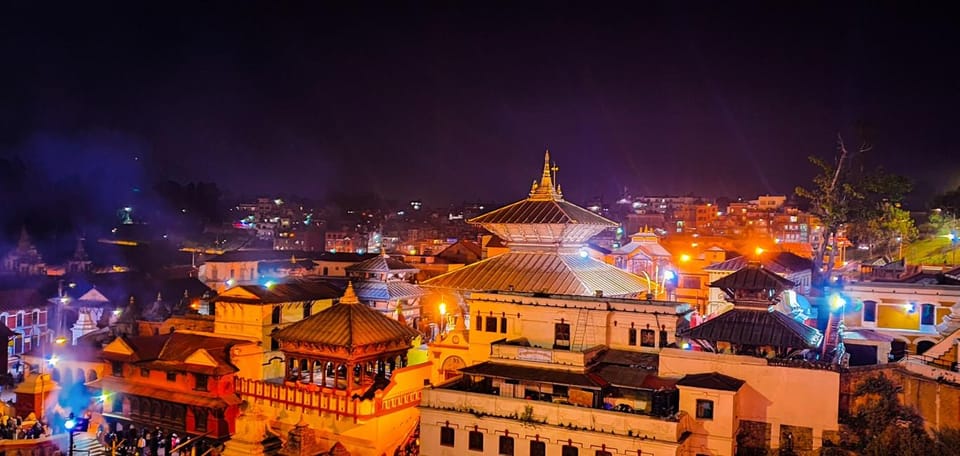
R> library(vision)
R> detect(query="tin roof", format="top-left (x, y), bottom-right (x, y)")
top-left (682, 308), bottom-right (822, 349)
top-left (346, 255), bottom-right (418, 274)
top-left (705, 252), bottom-right (812, 275)
top-left (710, 262), bottom-right (795, 292)
top-left (351, 281), bottom-right (426, 301)
top-left (469, 198), bottom-right (617, 227)
top-left (422, 251), bottom-right (649, 297)
top-left (273, 282), bottom-right (419, 350)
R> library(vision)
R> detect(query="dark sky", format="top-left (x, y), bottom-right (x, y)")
top-left (1, 2), bottom-right (958, 207)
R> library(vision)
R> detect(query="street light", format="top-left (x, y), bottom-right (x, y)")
top-left (65, 413), bottom-right (77, 456)
top-left (438, 302), bottom-right (447, 334)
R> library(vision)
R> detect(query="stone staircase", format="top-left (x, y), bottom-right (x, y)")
top-left (71, 435), bottom-right (107, 456)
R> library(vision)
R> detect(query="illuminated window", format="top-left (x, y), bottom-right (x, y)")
top-left (440, 426), bottom-right (454, 447)
top-left (499, 436), bottom-right (514, 456)
top-left (628, 328), bottom-right (637, 346)
top-left (468, 430), bottom-right (483, 451)
top-left (696, 399), bottom-right (714, 420)
top-left (530, 441), bottom-right (546, 456)
top-left (863, 301), bottom-right (877, 323)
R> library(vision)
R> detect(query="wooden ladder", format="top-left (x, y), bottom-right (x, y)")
top-left (571, 308), bottom-right (589, 351)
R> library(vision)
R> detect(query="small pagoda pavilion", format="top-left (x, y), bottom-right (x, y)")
top-left (272, 282), bottom-right (420, 396)
top-left (344, 253), bottom-right (425, 326)
top-left (683, 262), bottom-right (823, 358)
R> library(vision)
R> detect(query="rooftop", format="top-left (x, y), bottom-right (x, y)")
top-left (683, 308), bottom-right (822, 349)
top-left (705, 252), bottom-right (813, 275)
top-left (212, 279), bottom-right (341, 304)
top-left (346, 254), bottom-right (418, 274)
top-left (677, 372), bottom-right (745, 392)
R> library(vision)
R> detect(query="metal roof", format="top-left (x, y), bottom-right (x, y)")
top-left (682, 308), bottom-right (822, 349)
top-left (351, 281), bottom-right (427, 301)
top-left (705, 252), bottom-right (812, 274)
top-left (469, 198), bottom-right (617, 227)
top-left (212, 279), bottom-right (341, 304)
top-left (422, 251), bottom-right (649, 297)
top-left (346, 255), bottom-right (418, 274)
top-left (710, 263), bottom-right (795, 292)
top-left (273, 283), bottom-right (419, 350)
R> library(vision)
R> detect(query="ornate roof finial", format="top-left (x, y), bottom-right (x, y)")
top-left (529, 149), bottom-right (562, 201)
top-left (340, 281), bottom-right (360, 305)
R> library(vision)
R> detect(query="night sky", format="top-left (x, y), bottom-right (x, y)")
top-left (2, 2), bottom-right (958, 207)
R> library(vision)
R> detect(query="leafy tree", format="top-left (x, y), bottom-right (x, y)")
top-left (844, 373), bottom-right (933, 456)
top-left (846, 203), bottom-right (918, 258)
top-left (796, 134), bottom-right (912, 280)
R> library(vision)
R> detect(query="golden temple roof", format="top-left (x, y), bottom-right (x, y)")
top-left (273, 282), bottom-right (420, 350)
top-left (422, 251), bottom-right (648, 297)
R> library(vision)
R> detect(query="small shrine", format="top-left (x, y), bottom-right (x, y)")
top-left (344, 253), bottom-right (425, 325)
top-left (683, 262), bottom-right (823, 358)
top-left (221, 402), bottom-right (283, 456)
top-left (1, 227), bottom-right (46, 275)
top-left (13, 367), bottom-right (59, 419)
top-left (272, 282), bottom-right (420, 395)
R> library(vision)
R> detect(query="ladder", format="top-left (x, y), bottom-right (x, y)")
top-left (571, 308), bottom-right (589, 351)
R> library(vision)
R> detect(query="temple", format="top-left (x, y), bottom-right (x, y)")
top-left (423, 151), bottom-right (651, 298)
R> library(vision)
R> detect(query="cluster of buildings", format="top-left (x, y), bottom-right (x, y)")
top-left (3, 151), bottom-right (960, 456)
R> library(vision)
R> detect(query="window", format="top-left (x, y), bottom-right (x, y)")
top-left (31, 311), bottom-right (39, 326)
top-left (271, 337), bottom-right (280, 351)
top-left (111, 361), bottom-right (123, 377)
top-left (681, 276), bottom-right (701, 290)
top-left (554, 322), bottom-right (571, 349)
top-left (167, 371), bottom-right (177, 382)
top-left (271, 306), bottom-right (281, 324)
top-left (660, 327), bottom-right (669, 347)
top-left (194, 409), bottom-right (208, 432)
top-left (16, 312), bottom-right (23, 328)
top-left (696, 399), bottom-right (714, 419)
top-left (500, 317), bottom-right (507, 334)
top-left (530, 441), bottom-right (546, 456)
top-left (468, 430), bottom-right (483, 451)
top-left (303, 302), bottom-right (313, 319)
top-left (628, 328), bottom-right (637, 346)
top-left (921, 304), bottom-right (936, 326)
top-left (640, 329), bottom-right (656, 347)
top-left (485, 316), bottom-right (498, 333)
top-left (475, 315), bottom-right (482, 331)
top-left (498, 436), bottom-right (514, 456)
top-left (553, 385), bottom-right (568, 397)
top-left (596, 451), bottom-right (612, 456)
top-left (140, 368), bottom-right (150, 378)
top-left (195, 374), bottom-right (209, 391)
top-left (562, 445), bottom-right (579, 456)
top-left (863, 301), bottom-right (877, 323)
top-left (440, 426), bottom-right (455, 447)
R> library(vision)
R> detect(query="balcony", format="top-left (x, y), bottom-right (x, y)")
top-left (422, 385), bottom-right (687, 442)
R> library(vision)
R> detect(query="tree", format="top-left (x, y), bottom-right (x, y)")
top-left (846, 203), bottom-right (918, 258)
top-left (844, 373), bottom-right (933, 456)
top-left (796, 134), bottom-right (912, 281)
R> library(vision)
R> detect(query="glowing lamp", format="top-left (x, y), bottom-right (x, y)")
top-left (113, 309), bottom-right (122, 316)
top-left (830, 294), bottom-right (846, 311)
top-left (47, 355), bottom-right (59, 367)
top-left (55, 336), bottom-right (68, 345)
top-left (680, 254), bottom-right (691, 263)
top-left (226, 278), bottom-right (237, 287)
top-left (98, 393), bottom-right (109, 403)
top-left (438, 303), bottom-right (447, 317)
top-left (64, 418), bottom-right (76, 431)
top-left (904, 303), bottom-right (917, 314)
top-left (578, 249), bottom-right (589, 258)
top-left (662, 270), bottom-right (676, 281)
top-left (755, 247), bottom-right (765, 256)
top-left (265, 281), bottom-right (275, 289)
top-left (681, 342), bottom-right (691, 350)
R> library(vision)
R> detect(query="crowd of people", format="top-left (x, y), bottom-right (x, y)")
top-left (102, 424), bottom-right (219, 456)
top-left (0, 414), bottom-right (48, 440)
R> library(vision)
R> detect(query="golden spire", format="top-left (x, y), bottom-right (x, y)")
top-left (529, 149), bottom-right (562, 201)
top-left (340, 281), bottom-right (360, 305)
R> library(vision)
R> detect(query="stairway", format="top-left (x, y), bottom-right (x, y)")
top-left (821, 312), bottom-right (844, 363)
top-left (72, 434), bottom-right (107, 456)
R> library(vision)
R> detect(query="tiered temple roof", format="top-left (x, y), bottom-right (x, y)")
top-left (423, 151), bottom-right (649, 297)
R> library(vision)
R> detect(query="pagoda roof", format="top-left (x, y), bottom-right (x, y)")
top-left (710, 262), bottom-right (795, 292)
top-left (469, 198), bottom-right (617, 227)
top-left (705, 252), bottom-right (812, 275)
top-left (422, 251), bottom-right (649, 297)
top-left (351, 281), bottom-right (426, 301)
top-left (102, 331), bottom-right (255, 376)
top-left (682, 308), bottom-right (822, 349)
top-left (346, 255), bottom-right (418, 274)
top-left (272, 283), bottom-right (419, 351)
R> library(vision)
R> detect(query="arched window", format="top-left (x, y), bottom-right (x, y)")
top-left (31, 310), bottom-right (39, 326)
top-left (15, 312), bottom-right (23, 328)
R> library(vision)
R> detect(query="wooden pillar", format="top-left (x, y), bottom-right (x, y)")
top-left (321, 361), bottom-right (327, 388)
top-left (308, 360), bottom-right (315, 384)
